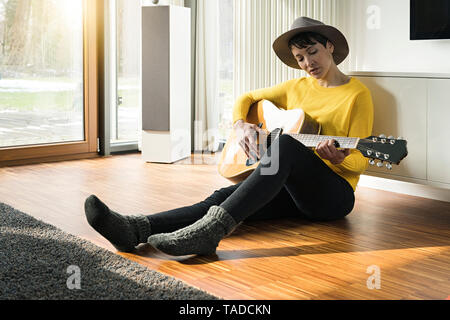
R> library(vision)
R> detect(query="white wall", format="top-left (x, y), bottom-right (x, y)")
top-left (333, 0), bottom-right (450, 200)
top-left (337, 0), bottom-right (450, 73)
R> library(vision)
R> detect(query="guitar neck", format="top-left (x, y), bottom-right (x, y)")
top-left (287, 133), bottom-right (360, 149)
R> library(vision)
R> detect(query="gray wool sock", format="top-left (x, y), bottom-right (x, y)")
top-left (84, 195), bottom-right (152, 252)
top-left (147, 205), bottom-right (237, 256)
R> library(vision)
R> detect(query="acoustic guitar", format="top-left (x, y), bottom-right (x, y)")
top-left (218, 100), bottom-right (408, 183)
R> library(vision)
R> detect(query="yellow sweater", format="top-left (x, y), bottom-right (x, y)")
top-left (232, 76), bottom-right (374, 191)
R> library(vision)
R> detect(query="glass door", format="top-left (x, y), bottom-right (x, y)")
top-left (104, 0), bottom-right (140, 153)
top-left (114, 0), bottom-right (140, 145)
top-left (0, 0), bottom-right (84, 147)
top-left (0, 0), bottom-right (98, 165)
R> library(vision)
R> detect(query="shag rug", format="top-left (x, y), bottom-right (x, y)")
top-left (0, 202), bottom-right (218, 300)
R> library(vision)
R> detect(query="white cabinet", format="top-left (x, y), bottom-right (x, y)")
top-left (350, 72), bottom-right (450, 188)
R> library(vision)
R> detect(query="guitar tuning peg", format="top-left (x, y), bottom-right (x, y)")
top-left (386, 163), bottom-right (393, 170)
top-left (397, 136), bottom-right (404, 140)
top-left (369, 159), bottom-right (375, 166)
top-left (376, 161), bottom-right (384, 168)
top-left (388, 136), bottom-right (394, 139)
top-left (379, 134), bottom-right (386, 138)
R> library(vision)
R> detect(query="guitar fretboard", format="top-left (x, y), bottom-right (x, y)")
top-left (288, 133), bottom-right (360, 149)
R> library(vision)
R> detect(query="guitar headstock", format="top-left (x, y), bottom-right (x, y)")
top-left (357, 135), bottom-right (408, 170)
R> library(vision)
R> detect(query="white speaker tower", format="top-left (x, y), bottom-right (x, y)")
top-left (141, 4), bottom-right (191, 163)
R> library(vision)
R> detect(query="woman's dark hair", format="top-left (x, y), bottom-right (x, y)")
top-left (288, 32), bottom-right (330, 50)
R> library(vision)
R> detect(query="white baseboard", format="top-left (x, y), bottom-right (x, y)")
top-left (358, 174), bottom-right (450, 203)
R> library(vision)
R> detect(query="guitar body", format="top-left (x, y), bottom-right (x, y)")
top-left (218, 100), bottom-right (321, 183)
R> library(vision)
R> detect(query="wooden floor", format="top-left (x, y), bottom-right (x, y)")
top-left (1, 152), bottom-right (449, 300)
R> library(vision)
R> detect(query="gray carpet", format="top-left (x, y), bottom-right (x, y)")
top-left (0, 202), bottom-right (219, 300)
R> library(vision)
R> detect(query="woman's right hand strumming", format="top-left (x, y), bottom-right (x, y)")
top-left (233, 120), bottom-right (267, 161)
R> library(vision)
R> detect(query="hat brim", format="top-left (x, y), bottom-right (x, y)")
top-left (272, 25), bottom-right (349, 69)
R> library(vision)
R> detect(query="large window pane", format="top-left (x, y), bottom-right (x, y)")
top-left (0, 0), bottom-right (84, 148)
top-left (217, 0), bottom-right (233, 142)
top-left (114, 0), bottom-right (140, 144)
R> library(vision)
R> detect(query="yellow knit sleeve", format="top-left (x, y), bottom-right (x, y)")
top-left (334, 89), bottom-right (374, 175)
top-left (232, 80), bottom-right (292, 124)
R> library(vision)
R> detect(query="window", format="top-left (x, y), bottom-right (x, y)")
top-left (114, 0), bottom-right (140, 144)
top-left (0, 0), bottom-right (84, 148)
top-left (217, 0), bottom-right (234, 142)
top-left (0, 0), bottom-right (98, 166)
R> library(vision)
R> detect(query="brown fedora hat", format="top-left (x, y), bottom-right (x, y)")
top-left (272, 17), bottom-right (349, 69)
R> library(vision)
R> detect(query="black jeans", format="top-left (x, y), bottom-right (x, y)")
top-left (147, 134), bottom-right (355, 234)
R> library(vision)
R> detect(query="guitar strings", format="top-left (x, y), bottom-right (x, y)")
top-left (276, 133), bottom-right (394, 162)
top-left (288, 133), bottom-right (359, 148)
